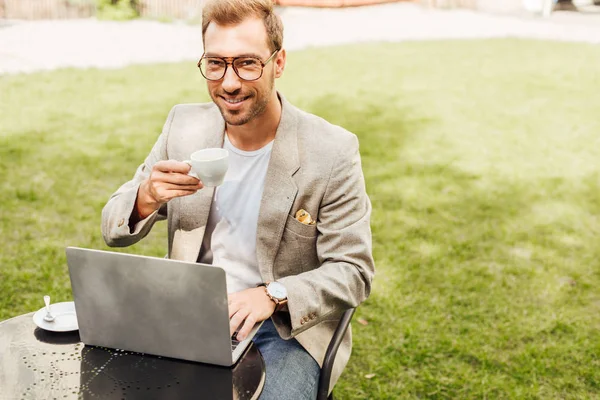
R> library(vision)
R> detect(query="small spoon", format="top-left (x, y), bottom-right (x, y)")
top-left (43, 295), bottom-right (55, 322)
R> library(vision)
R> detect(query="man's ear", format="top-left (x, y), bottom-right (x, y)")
top-left (274, 48), bottom-right (286, 78)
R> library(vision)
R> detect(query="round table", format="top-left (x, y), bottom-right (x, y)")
top-left (0, 313), bottom-right (265, 400)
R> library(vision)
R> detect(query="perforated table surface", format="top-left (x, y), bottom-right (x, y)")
top-left (0, 313), bottom-right (265, 400)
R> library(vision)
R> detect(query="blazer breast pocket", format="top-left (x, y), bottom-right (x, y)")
top-left (284, 214), bottom-right (318, 238)
top-left (274, 214), bottom-right (319, 278)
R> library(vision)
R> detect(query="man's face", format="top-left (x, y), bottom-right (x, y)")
top-left (203, 17), bottom-right (284, 126)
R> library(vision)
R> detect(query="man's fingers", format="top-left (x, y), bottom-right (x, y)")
top-left (229, 308), bottom-right (249, 337)
top-left (236, 314), bottom-right (257, 341)
top-left (227, 288), bottom-right (275, 340)
top-left (154, 160), bottom-right (193, 174)
top-left (166, 189), bottom-right (200, 199)
top-left (146, 189), bottom-right (198, 205)
top-left (228, 293), bottom-right (242, 318)
top-left (152, 170), bottom-right (200, 186)
top-left (168, 173), bottom-right (201, 186)
top-left (228, 299), bottom-right (238, 319)
top-left (147, 162), bottom-right (201, 205)
top-left (163, 183), bottom-right (202, 191)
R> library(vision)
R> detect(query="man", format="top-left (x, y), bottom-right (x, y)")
top-left (101, 0), bottom-right (374, 398)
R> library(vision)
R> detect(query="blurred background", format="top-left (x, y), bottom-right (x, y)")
top-left (1, 0), bottom-right (600, 19)
top-left (1, 0), bottom-right (599, 398)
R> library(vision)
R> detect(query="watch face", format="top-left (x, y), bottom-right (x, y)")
top-left (267, 282), bottom-right (287, 300)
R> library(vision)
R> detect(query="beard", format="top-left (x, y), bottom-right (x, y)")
top-left (210, 79), bottom-right (274, 126)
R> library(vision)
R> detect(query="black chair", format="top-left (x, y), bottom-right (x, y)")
top-left (316, 308), bottom-right (356, 400)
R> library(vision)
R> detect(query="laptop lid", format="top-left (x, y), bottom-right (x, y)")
top-left (66, 247), bottom-right (237, 366)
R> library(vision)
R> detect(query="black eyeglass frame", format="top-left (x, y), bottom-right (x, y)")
top-left (197, 49), bottom-right (280, 82)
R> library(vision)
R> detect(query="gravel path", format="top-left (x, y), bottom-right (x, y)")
top-left (1, 2), bottom-right (599, 75)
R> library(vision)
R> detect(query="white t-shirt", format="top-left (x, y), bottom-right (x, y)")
top-left (198, 134), bottom-right (273, 293)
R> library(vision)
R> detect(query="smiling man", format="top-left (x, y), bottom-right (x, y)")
top-left (101, 0), bottom-right (374, 398)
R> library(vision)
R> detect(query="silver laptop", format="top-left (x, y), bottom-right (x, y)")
top-left (65, 247), bottom-right (262, 367)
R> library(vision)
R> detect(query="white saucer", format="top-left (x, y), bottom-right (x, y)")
top-left (32, 301), bottom-right (79, 332)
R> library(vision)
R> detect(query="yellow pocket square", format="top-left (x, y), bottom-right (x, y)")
top-left (295, 209), bottom-right (316, 225)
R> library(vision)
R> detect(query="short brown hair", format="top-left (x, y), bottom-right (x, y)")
top-left (202, 0), bottom-right (283, 53)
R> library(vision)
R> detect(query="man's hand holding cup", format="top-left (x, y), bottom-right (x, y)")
top-left (135, 160), bottom-right (203, 220)
top-left (134, 149), bottom-right (229, 222)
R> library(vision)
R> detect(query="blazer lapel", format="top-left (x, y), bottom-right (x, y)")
top-left (256, 96), bottom-right (301, 281)
top-left (170, 105), bottom-right (225, 262)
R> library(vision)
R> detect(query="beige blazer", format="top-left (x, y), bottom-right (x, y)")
top-left (101, 94), bottom-right (375, 389)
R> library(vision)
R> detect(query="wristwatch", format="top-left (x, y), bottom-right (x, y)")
top-left (262, 281), bottom-right (288, 310)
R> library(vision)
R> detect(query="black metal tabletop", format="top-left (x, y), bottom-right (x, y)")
top-left (0, 313), bottom-right (265, 400)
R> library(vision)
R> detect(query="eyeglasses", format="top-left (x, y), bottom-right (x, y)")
top-left (198, 49), bottom-right (279, 82)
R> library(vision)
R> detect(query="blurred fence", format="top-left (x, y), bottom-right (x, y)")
top-left (0, 0), bottom-right (203, 20)
top-left (0, 0), bottom-right (96, 19)
top-left (1, 0), bottom-right (539, 20)
top-left (0, 0), bottom-right (416, 19)
top-left (140, 0), bottom-right (202, 20)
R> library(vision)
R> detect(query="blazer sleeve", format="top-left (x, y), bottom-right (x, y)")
top-left (101, 106), bottom-right (175, 247)
top-left (274, 133), bottom-right (375, 338)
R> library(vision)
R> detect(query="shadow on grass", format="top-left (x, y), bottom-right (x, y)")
top-left (304, 93), bottom-right (427, 162)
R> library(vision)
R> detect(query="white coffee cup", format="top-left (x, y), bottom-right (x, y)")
top-left (184, 148), bottom-right (229, 187)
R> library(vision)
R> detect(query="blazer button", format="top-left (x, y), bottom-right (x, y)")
top-left (117, 218), bottom-right (125, 227)
top-left (300, 319), bottom-right (305, 325)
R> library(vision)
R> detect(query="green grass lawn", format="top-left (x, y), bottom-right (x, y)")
top-left (1, 39), bottom-right (599, 399)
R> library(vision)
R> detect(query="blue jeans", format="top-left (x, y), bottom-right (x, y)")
top-left (252, 319), bottom-right (320, 400)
